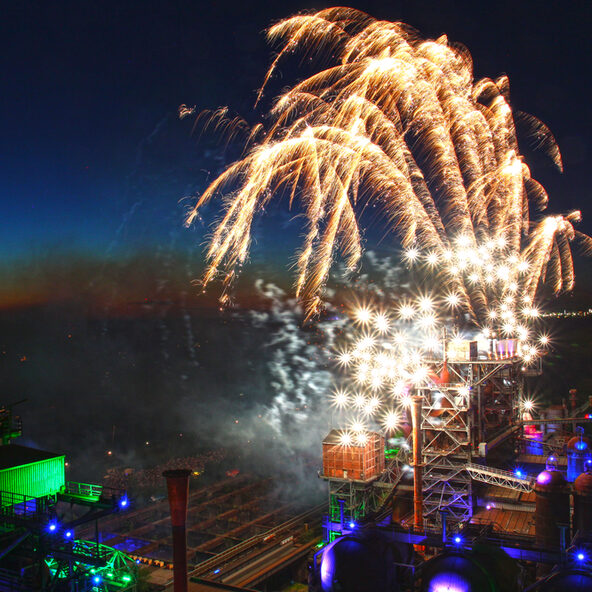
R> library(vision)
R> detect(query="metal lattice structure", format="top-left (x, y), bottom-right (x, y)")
top-left (320, 344), bottom-right (533, 535)
top-left (325, 477), bottom-right (385, 540)
top-left (420, 378), bottom-right (473, 524)
top-left (419, 355), bottom-right (526, 526)
top-left (45, 542), bottom-right (137, 591)
top-left (465, 463), bottom-right (534, 492)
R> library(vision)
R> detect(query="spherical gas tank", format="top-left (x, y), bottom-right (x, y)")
top-left (535, 469), bottom-right (570, 548)
top-left (527, 569), bottom-right (592, 591)
top-left (567, 436), bottom-right (591, 452)
top-left (421, 548), bottom-right (519, 592)
top-left (319, 532), bottom-right (398, 592)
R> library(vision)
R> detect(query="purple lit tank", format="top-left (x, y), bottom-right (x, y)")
top-left (535, 469), bottom-right (570, 549)
top-left (420, 549), bottom-right (519, 592)
top-left (526, 569), bottom-right (592, 591)
top-left (318, 534), bottom-right (398, 592)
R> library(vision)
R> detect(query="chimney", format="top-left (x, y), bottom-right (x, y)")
top-left (163, 469), bottom-right (191, 592)
top-left (412, 395), bottom-right (424, 531)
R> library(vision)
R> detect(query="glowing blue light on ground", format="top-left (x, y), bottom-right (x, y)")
top-left (47, 521), bottom-right (58, 533)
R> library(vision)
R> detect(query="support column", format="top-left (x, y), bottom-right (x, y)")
top-left (163, 469), bottom-right (192, 592)
top-left (412, 394), bottom-right (423, 531)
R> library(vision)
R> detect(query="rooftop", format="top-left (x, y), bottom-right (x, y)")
top-left (0, 444), bottom-right (63, 471)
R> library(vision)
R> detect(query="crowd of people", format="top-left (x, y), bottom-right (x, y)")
top-left (103, 449), bottom-right (226, 490)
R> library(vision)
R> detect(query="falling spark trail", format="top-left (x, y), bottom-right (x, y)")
top-left (185, 7), bottom-right (588, 323)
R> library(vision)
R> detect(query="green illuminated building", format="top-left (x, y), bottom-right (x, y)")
top-left (0, 406), bottom-right (137, 591)
top-left (0, 444), bottom-right (65, 503)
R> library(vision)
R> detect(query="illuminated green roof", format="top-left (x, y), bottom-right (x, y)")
top-left (0, 444), bottom-right (62, 471)
top-left (0, 444), bottom-right (65, 500)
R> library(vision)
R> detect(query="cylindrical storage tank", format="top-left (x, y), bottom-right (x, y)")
top-left (567, 436), bottom-right (591, 482)
top-left (535, 469), bottom-right (570, 549)
top-left (573, 468), bottom-right (592, 539)
top-left (420, 548), bottom-right (519, 592)
top-left (317, 530), bottom-right (409, 592)
top-left (526, 569), bottom-right (592, 591)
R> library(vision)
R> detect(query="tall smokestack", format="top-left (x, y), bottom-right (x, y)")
top-left (163, 469), bottom-right (191, 592)
top-left (412, 394), bottom-right (423, 531)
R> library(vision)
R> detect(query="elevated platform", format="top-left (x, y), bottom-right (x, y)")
top-left (58, 481), bottom-right (126, 508)
top-left (466, 463), bottom-right (534, 492)
top-left (517, 454), bottom-right (567, 466)
top-left (471, 507), bottom-right (535, 537)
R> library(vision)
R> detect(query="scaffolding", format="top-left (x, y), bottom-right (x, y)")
top-left (320, 342), bottom-right (532, 534)
top-left (420, 379), bottom-right (472, 524)
top-left (418, 354), bottom-right (526, 527)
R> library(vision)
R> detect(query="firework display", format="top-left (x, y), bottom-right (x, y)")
top-left (330, 242), bottom-right (551, 441)
top-left (185, 7), bottom-right (590, 320)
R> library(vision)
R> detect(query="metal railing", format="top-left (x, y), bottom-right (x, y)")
top-left (62, 482), bottom-right (126, 505)
top-left (63, 481), bottom-right (103, 499)
top-left (465, 463), bottom-right (534, 492)
top-left (0, 490), bottom-right (40, 519)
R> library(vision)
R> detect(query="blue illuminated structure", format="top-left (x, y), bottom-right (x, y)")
top-left (567, 432), bottom-right (591, 482)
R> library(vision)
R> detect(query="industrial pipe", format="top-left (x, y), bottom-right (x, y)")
top-left (412, 394), bottom-right (424, 531)
top-left (163, 469), bottom-right (192, 592)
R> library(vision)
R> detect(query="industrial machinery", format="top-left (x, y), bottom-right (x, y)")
top-left (315, 336), bottom-right (592, 591)
top-left (0, 400), bottom-right (136, 591)
top-left (321, 338), bottom-right (536, 534)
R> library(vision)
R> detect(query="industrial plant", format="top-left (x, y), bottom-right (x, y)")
top-left (312, 335), bottom-right (592, 591)
top-left (0, 401), bottom-right (137, 591)
top-left (5, 337), bottom-right (591, 592)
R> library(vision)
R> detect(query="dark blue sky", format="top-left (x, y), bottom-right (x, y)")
top-left (2, 0), bottom-right (591, 267)
top-left (1, 0), bottom-right (592, 473)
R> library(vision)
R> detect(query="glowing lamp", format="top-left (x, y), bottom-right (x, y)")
top-left (537, 471), bottom-right (552, 485)
top-left (349, 521), bottom-right (356, 529)
top-left (65, 530), bottom-right (73, 538)
top-left (47, 521), bottom-right (58, 533)
top-left (119, 497), bottom-right (128, 508)
top-left (453, 535), bottom-right (462, 545)
top-left (92, 575), bottom-right (102, 585)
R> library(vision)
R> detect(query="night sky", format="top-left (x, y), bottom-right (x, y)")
top-left (3, 1), bottom-right (592, 273)
top-left (1, 1), bottom-right (592, 482)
